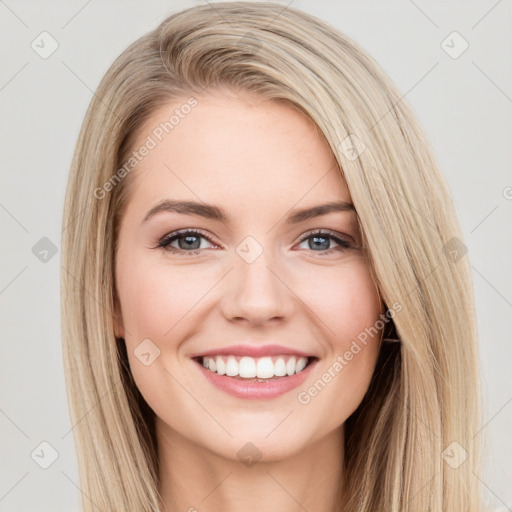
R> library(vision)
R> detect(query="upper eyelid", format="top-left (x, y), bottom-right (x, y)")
top-left (160, 228), bottom-right (219, 245)
top-left (298, 229), bottom-right (351, 241)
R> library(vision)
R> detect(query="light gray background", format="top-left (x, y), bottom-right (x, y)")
top-left (1, 1), bottom-right (511, 510)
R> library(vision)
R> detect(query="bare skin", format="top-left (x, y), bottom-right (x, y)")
top-left (114, 88), bottom-right (384, 512)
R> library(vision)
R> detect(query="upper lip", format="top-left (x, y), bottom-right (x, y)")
top-left (190, 344), bottom-right (316, 359)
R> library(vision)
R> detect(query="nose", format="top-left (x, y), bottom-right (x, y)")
top-left (220, 247), bottom-right (295, 326)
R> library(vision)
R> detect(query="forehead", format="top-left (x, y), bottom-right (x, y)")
top-left (124, 90), bottom-right (351, 214)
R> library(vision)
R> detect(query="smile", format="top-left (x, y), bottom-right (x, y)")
top-left (200, 355), bottom-right (311, 380)
top-left (192, 355), bottom-right (319, 399)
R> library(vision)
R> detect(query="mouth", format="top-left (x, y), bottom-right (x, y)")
top-left (192, 354), bottom-right (319, 382)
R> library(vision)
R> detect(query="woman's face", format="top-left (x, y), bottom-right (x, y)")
top-left (114, 89), bottom-right (384, 462)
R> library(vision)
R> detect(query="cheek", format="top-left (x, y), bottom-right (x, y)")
top-left (295, 259), bottom-right (383, 412)
top-left (115, 255), bottom-right (206, 409)
top-left (304, 258), bottom-right (382, 348)
top-left (117, 256), bottom-right (211, 341)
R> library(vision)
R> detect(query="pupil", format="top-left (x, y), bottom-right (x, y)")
top-left (180, 235), bottom-right (200, 250)
top-left (311, 236), bottom-right (329, 250)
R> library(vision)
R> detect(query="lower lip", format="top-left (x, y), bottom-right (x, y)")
top-left (194, 358), bottom-right (318, 400)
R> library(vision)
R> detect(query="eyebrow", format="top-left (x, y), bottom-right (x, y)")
top-left (142, 199), bottom-right (355, 225)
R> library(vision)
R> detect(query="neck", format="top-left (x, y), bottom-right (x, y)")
top-left (157, 420), bottom-right (345, 512)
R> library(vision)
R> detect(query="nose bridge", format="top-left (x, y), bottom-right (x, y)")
top-left (223, 235), bottom-right (292, 323)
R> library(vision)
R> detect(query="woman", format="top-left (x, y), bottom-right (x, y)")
top-left (60, 2), bottom-right (482, 511)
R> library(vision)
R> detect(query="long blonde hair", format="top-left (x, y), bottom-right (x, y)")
top-left (60, 2), bottom-right (482, 510)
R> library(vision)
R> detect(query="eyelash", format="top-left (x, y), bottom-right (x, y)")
top-left (154, 228), bottom-right (355, 256)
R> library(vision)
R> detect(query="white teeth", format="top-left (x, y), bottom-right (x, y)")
top-left (286, 356), bottom-right (296, 376)
top-left (216, 357), bottom-right (226, 376)
top-left (225, 356), bottom-right (238, 377)
top-left (201, 355), bottom-right (310, 379)
top-left (274, 357), bottom-right (287, 377)
top-left (239, 356), bottom-right (257, 378)
top-left (295, 357), bottom-right (307, 373)
top-left (256, 357), bottom-right (274, 379)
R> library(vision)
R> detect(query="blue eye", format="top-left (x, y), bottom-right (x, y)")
top-left (156, 229), bottom-right (216, 255)
top-left (155, 229), bottom-right (356, 256)
top-left (296, 230), bottom-right (353, 253)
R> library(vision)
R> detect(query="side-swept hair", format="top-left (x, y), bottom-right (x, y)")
top-left (61, 3), bottom-right (481, 510)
